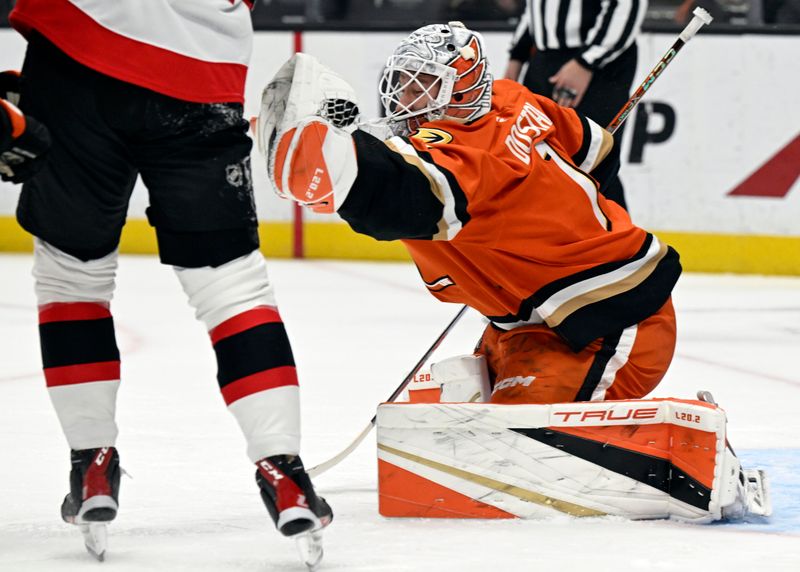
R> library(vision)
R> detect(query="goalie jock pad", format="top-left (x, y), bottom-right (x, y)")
top-left (376, 398), bottom-right (771, 522)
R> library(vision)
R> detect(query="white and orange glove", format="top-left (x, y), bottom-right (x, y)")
top-left (257, 53), bottom-right (360, 213)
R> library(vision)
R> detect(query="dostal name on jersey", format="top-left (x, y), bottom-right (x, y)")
top-left (504, 102), bottom-right (554, 165)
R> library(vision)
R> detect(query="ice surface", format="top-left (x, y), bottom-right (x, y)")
top-left (1, 255), bottom-right (798, 571)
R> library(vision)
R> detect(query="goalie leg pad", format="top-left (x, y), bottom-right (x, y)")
top-left (376, 398), bottom-right (771, 522)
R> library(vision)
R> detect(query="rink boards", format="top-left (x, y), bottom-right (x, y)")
top-left (0, 29), bottom-right (798, 274)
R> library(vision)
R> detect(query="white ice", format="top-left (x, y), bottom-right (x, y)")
top-left (1, 254), bottom-right (798, 571)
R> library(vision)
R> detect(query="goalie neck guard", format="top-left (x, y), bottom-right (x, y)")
top-left (379, 21), bottom-right (493, 136)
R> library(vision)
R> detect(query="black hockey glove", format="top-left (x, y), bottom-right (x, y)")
top-left (1, 70), bottom-right (51, 185)
top-left (1, 69), bottom-right (51, 183)
top-left (0, 99), bottom-right (51, 183)
top-left (0, 70), bottom-right (22, 105)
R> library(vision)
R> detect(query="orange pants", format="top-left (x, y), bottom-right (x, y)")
top-left (476, 299), bottom-right (676, 404)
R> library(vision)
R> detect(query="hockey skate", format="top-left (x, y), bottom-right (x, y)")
top-left (697, 390), bottom-right (772, 520)
top-left (719, 459), bottom-right (772, 520)
top-left (61, 447), bottom-right (121, 561)
top-left (256, 455), bottom-right (333, 571)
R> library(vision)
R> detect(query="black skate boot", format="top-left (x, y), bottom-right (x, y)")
top-left (255, 455), bottom-right (333, 537)
top-left (61, 447), bottom-right (121, 524)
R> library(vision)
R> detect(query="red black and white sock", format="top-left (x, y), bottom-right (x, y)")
top-left (39, 302), bottom-right (121, 449)
top-left (175, 250), bottom-right (302, 461)
top-left (210, 305), bottom-right (300, 461)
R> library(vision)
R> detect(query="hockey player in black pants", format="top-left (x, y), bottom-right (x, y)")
top-left (7, 0), bottom-right (330, 565)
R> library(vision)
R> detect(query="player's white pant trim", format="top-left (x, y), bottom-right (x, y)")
top-left (277, 506), bottom-right (321, 534)
top-left (590, 323), bottom-right (637, 401)
top-left (228, 385), bottom-right (301, 462)
top-left (48, 380), bottom-right (120, 450)
top-left (33, 238), bottom-right (118, 304)
top-left (77, 495), bottom-right (118, 521)
top-left (174, 250), bottom-right (278, 330)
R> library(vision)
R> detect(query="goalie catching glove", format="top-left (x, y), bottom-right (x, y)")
top-left (257, 53), bottom-right (360, 213)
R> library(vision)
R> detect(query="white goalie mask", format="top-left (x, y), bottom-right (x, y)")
top-left (379, 21), bottom-right (493, 136)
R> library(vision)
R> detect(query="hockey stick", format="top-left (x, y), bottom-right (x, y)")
top-left (308, 10), bottom-right (713, 478)
top-left (607, 7), bottom-right (713, 134)
top-left (307, 304), bottom-right (469, 477)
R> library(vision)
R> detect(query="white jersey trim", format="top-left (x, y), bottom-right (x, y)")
top-left (68, 0), bottom-right (252, 64)
top-left (537, 235), bottom-right (668, 325)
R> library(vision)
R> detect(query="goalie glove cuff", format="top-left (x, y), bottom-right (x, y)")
top-left (272, 117), bottom-right (357, 213)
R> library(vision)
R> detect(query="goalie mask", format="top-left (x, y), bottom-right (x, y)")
top-left (379, 21), bottom-right (493, 136)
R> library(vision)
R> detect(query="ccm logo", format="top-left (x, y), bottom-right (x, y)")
top-left (553, 407), bottom-right (659, 422)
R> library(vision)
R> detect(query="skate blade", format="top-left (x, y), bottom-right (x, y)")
top-left (79, 522), bottom-right (108, 562)
top-left (295, 529), bottom-right (324, 571)
top-left (745, 469), bottom-right (772, 517)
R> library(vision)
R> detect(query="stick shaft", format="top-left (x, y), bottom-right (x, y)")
top-left (308, 304), bottom-right (469, 477)
top-left (375, 304), bottom-right (470, 421)
top-left (606, 8), bottom-right (712, 134)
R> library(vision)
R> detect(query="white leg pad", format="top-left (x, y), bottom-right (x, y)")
top-left (174, 250), bottom-right (278, 330)
top-left (48, 380), bottom-right (120, 450)
top-left (433, 354), bottom-right (491, 403)
top-left (376, 399), bottom-right (772, 522)
top-left (33, 238), bottom-right (118, 305)
top-left (228, 386), bottom-right (301, 462)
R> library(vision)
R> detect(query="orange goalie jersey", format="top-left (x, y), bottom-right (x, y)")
top-left (338, 79), bottom-right (681, 351)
